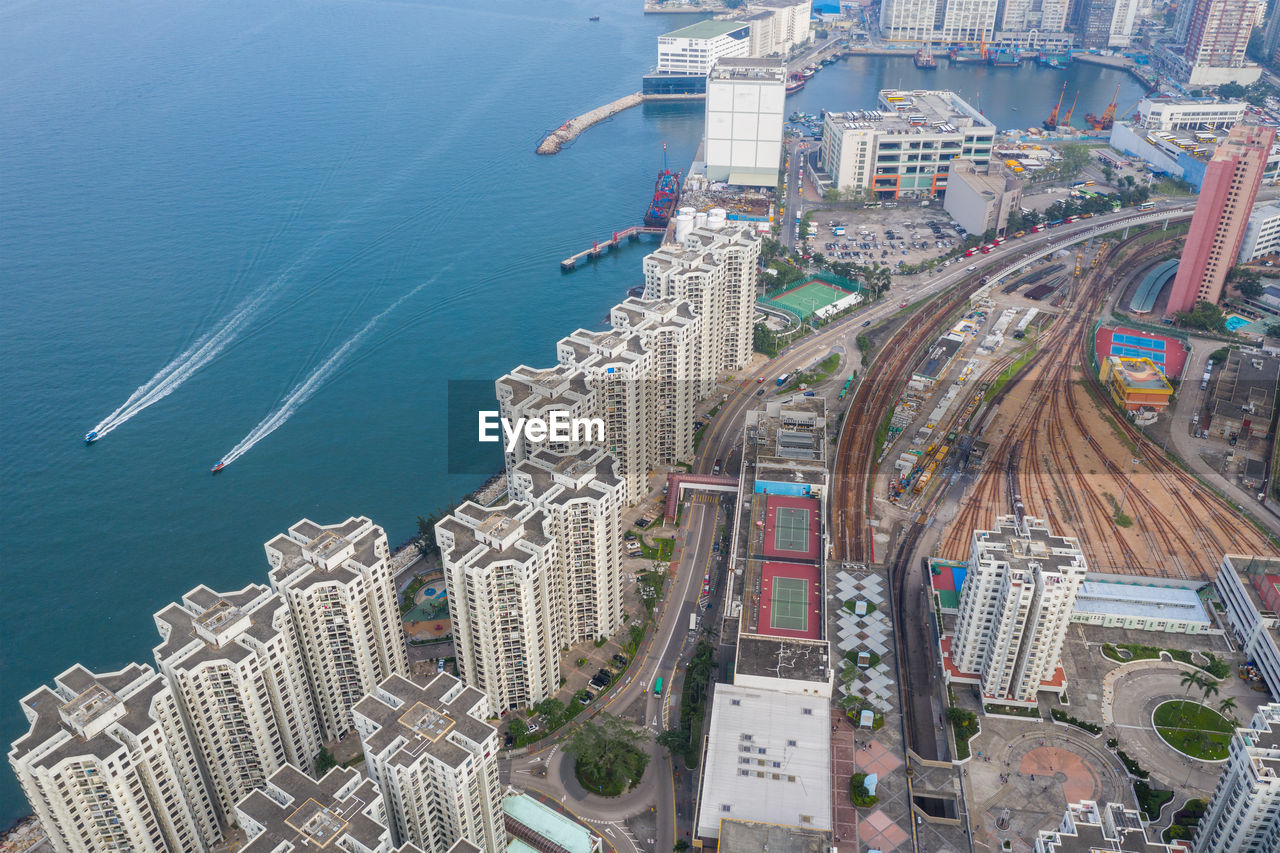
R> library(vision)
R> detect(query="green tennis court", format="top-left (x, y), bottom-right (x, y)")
top-left (770, 577), bottom-right (810, 631)
top-left (768, 279), bottom-right (854, 318)
top-left (774, 506), bottom-right (811, 553)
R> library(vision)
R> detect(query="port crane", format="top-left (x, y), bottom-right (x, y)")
top-left (1061, 91), bottom-right (1079, 127)
top-left (1084, 85), bottom-right (1120, 131)
top-left (1043, 83), bottom-right (1066, 130)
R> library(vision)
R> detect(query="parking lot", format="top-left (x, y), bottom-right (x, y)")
top-left (801, 206), bottom-right (967, 269)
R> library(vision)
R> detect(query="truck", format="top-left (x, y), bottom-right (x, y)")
top-left (689, 613), bottom-right (697, 633)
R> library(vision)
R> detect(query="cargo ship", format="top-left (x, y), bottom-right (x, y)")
top-left (785, 72), bottom-right (806, 94)
top-left (949, 46), bottom-right (986, 63)
top-left (989, 50), bottom-right (1019, 66)
top-left (913, 46), bottom-right (937, 69)
top-left (643, 146), bottom-right (681, 229)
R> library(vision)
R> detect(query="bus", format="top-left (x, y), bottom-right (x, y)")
top-left (776, 373), bottom-right (790, 386)
top-left (1138, 201), bottom-right (1156, 211)
top-left (653, 677), bottom-right (664, 696)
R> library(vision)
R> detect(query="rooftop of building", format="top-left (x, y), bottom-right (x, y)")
top-left (153, 583), bottom-right (288, 669)
top-left (265, 517), bottom-right (384, 591)
top-left (973, 515), bottom-right (1087, 578)
top-left (734, 634), bottom-right (830, 684)
top-left (504, 792), bottom-right (599, 853)
top-left (716, 819), bottom-right (829, 853)
top-left (236, 765), bottom-right (389, 853)
top-left (1209, 350), bottom-right (1280, 426)
top-left (825, 90), bottom-right (994, 136)
top-left (609, 296), bottom-right (698, 332)
top-left (497, 363), bottom-right (593, 411)
top-left (661, 19), bottom-right (751, 40)
top-left (914, 334), bottom-right (964, 381)
top-left (1240, 704), bottom-right (1280, 777)
top-left (948, 159), bottom-right (1020, 196)
top-left (437, 500), bottom-right (551, 572)
top-left (695, 683), bottom-right (832, 839)
top-left (1073, 581), bottom-right (1209, 623)
top-left (1037, 800), bottom-right (1181, 853)
top-left (709, 57), bottom-right (787, 83)
top-left (352, 673), bottom-right (493, 772)
top-left (511, 448), bottom-right (622, 508)
top-left (1106, 356), bottom-right (1174, 392)
top-left (11, 663), bottom-right (168, 770)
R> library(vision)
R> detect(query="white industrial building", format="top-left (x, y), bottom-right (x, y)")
top-left (879, 0), bottom-right (998, 44)
top-left (1070, 580), bottom-right (1213, 633)
top-left (234, 765), bottom-right (406, 853)
top-left (643, 222), bottom-right (761, 395)
top-left (998, 0), bottom-right (1069, 37)
top-left (656, 19), bottom-right (751, 76)
top-left (1240, 203), bottom-right (1280, 262)
top-left (820, 90), bottom-right (996, 198)
top-left (152, 583), bottom-right (324, 825)
top-left (1217, 555), bottom-right (1280, 700)
top-left (943, 159), bottom-right (1024, 237)
top-left (694, 684), bottom-right (832, 842)
top-left (264, 517), bottom-right (409, 740)
top-left (437, 502), bottom-right (560, 715)
top-left (703, 58), bottom-right (786, 188)
top-left (509, 448), bottom-right (627, 645)
top-left (10, 663), bottom-right (221, 853)
top-left (948, 515), bottom-right (1087, 706)
top-left (1137, 97), bottom-right (1247, 131)
top-left (352, 673), bottom-right (505, 853)
top-left (1192, 703), bottom-right (1280, 853)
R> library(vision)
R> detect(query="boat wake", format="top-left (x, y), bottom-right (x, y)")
top-left (85, 283), bottom-right (283, 442)
top-left (213, 281), bottom-right (428, 470)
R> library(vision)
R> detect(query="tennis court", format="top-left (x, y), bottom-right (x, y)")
top-left (774, 507), bottom-right (811, 553)
top-left (770, 577), bottom-right (810, 632)
top-left (767, 279), bottom-right (855, 318)
top-left (757, 561), bottom-right (822, 640)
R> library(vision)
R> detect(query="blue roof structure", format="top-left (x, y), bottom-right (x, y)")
top-left (1130, 259), bottom-right (1179, 314)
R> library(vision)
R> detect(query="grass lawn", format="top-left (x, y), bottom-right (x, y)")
top-left (1154, 701), bottom-right (1233, 760)
top-left (636, 535), bottom-right (674, 561)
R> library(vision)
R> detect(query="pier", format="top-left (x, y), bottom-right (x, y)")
top-left (537, 93), bottom-right (643, 155)
top-left (560, 226), bottom-right (665, 271)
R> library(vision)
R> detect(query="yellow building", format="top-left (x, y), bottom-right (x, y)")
top-left (1099, 356), bottom-right (1174, 413)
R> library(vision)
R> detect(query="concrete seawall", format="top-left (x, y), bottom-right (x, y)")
top-left (537, 92), bottom-right (643, 155)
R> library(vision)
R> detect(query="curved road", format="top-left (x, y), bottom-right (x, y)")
top-left (504, 197), bottom-right (1203, 851)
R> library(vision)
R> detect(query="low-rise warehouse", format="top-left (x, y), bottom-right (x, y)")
top-left (1207, 351), bottom-right (1280, 440)
top-left (1071, 580), bottom-right (1212, 633)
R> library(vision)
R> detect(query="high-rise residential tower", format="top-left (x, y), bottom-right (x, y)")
top-left (1192, 703), bottom-right (1280, 853)
top-left (264, 517), bottom-right (409, 739)
top-left (352, 673), bottom-right (506, 853)
top-left (1181, 0), bottom-right (1262, 85)
top-left (1167, 124), bottom-right (1276, 316)
top-left (494, 364), bottom-right (596, 474)
top-left (10, 664), bottom-right (221, 853)
top-left (153, 583), bottom-right (324, 824)
top-left (950, 515), bottom-right (1087, 705)
top-left (510, 448), bottom-right (627, 645)
top-left (437, 501), bottom-right (560, 715)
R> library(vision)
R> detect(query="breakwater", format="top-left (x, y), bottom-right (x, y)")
top-left (537, 92), bottom-right (644, 155)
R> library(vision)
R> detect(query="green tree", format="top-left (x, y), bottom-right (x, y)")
top-left (1055, 143), bottom-right (1093, 180)
top-left (1174, 301), bottom-right (1228, 334)
top-left (1229, 266), bottom-right (1264, 298)
top-left (945, 705), bottom-right (977, 732)
top-left (1267, 323), bottom-right (1280, 338)
top-left (1178, 671), bottom-right (1208, 728)
top-left (415, 511), bottom-right (445, 557)
top-left (534, 698), bottom-right (566, 728)
top-left (1209, 347), bottom-right (1230, 364)
top-left (656, 728), bottom-right (686, 757)
top-left (1219, 696), bottom-right (1238, 721)
top-left (1101, 163), bottom-right (1115, 184)
top-left (315, 746), bottom-right (338, 777)
top-left (565, 715), bottom-right (650, 796)
top-left (1218, 81), bottom-right (1247, 99)
top-left (508, 717), bottom-right (529, 742)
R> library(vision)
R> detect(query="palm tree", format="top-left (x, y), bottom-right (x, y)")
top-left (1178, 671), bottom-right (1207, 729)
top-left (1219, 697), bottom-right (1238, 723)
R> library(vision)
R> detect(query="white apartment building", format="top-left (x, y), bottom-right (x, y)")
top-left (880, 0), bottom-right (999, 44)
top-left (749, 0), bottom-right (811, 53)
top-left (609, 296), bottom-right (701, 466)
top-left (1179, 0), bottom-right (1263, 85)
top-left (656, 20), bottom-right (751, 76)
top-left (1217, 555), bottom-right (1280, 700)
top-left (942, 159), bottom-right (1023, 237)
top-left (352, 673), bottom-right (505, 853)
top-left (1192, 703), bottom-right (1280, 853)
top-left (643, 222), bottom-right (761, 396)
top-left (557, 326), bottom-right (654, 502)
top-left (1106, 0), bottom-right (1141, 48)
top-left (950, 515), bottom-right (1087, 705)
top-left (998, 0), bottom-right (1068, 35)
top-left (10, 663), bottom-right (221, 853)
top-left (1036, 800), bottom-right (1182, 852)
top-left (509, 448), bottom-right (626, 645)
top-left (152, 583), bottom-right (324, 825)
top-left (235, 765), bottom-right (411, 853)
top-left (495, 363), bottom-right (596, 473)
top-left (1137, 98), bottom-right (1247, 131)
top-left (1240, 203), bottom-right (1280, 262)
top-left (821, 90), bottom-right (996, 198)
top-left (704, 58), bottom-right (786, 187)
top-left (265, 517), bottom-right (409, 739)
top-left (437, 502), bottom-right (560, 715)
